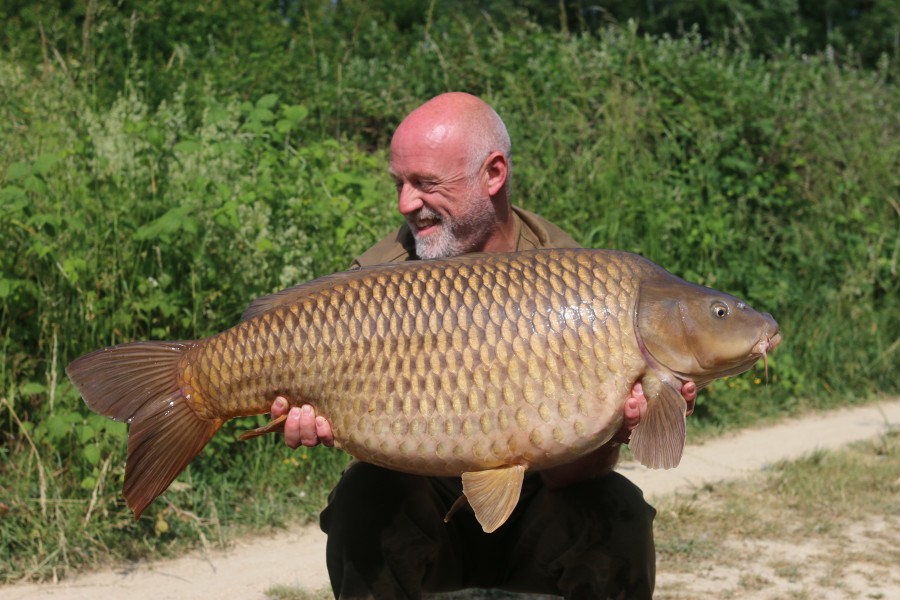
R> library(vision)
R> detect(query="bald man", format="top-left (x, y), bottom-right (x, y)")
top-left (270, 93), bottom-right (696, 599)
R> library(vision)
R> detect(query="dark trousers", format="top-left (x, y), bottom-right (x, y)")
top-left (319, 462), bottom-right (656, 600)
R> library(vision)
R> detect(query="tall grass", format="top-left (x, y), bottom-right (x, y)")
top-left (1, 13), bottom-right (897, 582)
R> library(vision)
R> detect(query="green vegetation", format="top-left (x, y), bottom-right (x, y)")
top-left (1, 1), bottom-right (898, 583)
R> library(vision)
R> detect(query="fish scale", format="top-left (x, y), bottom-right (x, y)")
top-left (185, 251), bottom-right (638, 476)
top-left (67, 248), bottom-right (780, 531)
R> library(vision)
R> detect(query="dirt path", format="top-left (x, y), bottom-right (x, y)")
top-left (3, 399), bottom-right (898, 600)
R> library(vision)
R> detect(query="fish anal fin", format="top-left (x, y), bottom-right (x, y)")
top-left (461, 465), bottom-right (526, 533)
top-left (629, 375), bottom-right (687, 470)
top-left (239, 414), bottom-right (288, 441)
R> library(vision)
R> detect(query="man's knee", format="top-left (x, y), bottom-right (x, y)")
top-left (319, 464), bottom-right (458, 599)
top-left (554, 472), bottom-right (656, 599)
top-left (503, 472), bottom-right (655, 599)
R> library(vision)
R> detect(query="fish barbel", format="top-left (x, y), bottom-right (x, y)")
top-left (67, 249), bottom-right (780, 532)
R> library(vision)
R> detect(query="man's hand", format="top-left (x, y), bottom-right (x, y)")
top-left (271, 397), bottom-right (334, 449)
top-left (611, 380), bottom-right (697, 444)
top-left (540, 380), bottom-right (697, 490)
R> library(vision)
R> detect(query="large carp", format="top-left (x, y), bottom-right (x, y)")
top-left (67, 248), bottom-right (780, 532)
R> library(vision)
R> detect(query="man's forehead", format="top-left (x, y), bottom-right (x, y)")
top-left (393, 119), bottom-right (455, 151)
top-left (390, 134), bottom-right (467, 179)
top-left (387, 157), bottom-right (443, 180)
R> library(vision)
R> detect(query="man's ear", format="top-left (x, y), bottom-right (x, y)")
top-left (483, 151), bottom-right (509, 196)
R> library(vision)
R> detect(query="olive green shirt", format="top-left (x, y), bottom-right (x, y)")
top-left (350, 206), bottom-right (579, 268)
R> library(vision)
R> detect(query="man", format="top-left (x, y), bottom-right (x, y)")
top-left (271, 92), bottom-right (696, 599)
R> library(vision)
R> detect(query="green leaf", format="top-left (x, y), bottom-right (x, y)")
top-left (24, 175), bottom-right (47, 194)
top-left (135, 206), bottom-right (192, 241)
top-left (87, 413), bottom-right (108, 432)
top-left (206, 108), bottom-right (230, 126)
top-left (145, 126), bottom-right (165, 146)
top-left (83, 445), bottom-right (101, 466)
top-left (1, 185), bottom-right (26, 201)
top-left (34, 152), bottom-right (62, 175)
top-left (20, 381), bottom-right (46, 395)
top-left (283, 104), bottom-right (308, 123)
top-left (77, 424), bottom-right (96, 444)
top-left (256, 93), bottom-right (279, 110)
top-left (0, 279), bottom-right (10, 299)
top-left (62, 256), bottom-right (88, 284)
top-left (5, 161), bottom-right (31, 181)
top-left (80, 475), bottom-right (97, 490)
top-left (105, 421), bottom-right (127, 439)
top-left (249, 108), bottom-right (275, 123)
top-left (174, 140), bottom-right (201, 154)
top-left (46, 414), bottom-right (70, 442)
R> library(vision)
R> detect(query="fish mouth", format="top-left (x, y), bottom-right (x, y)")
top-left (753, 331), bottom-right (781, 356)
top-left (752, 329), bottom-right (781, 382)
top-left (680, 329), bottom-right (782, 389)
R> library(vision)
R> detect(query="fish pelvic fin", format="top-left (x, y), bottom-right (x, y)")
top-left (461, 465), bottom-right (526, 533)
top-left (629, 374), bottom-right (686, 470)
top-left (66, 341), bottom-right (224, 519)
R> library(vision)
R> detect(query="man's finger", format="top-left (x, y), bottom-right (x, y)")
top-left (271, 396), bottom-right (289, 419)
top-left (316, 416), bottom-right (335, 447)
top-left (682, 381), bottom-right (697, 416)
top-left (622, 396), bottom-right (641, 429)
top-left (284, 407), bottom-right (303, 449)
top-left (297, 405), bottom-right (320, 447)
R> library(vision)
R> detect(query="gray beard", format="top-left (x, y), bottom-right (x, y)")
top-left (410, 199), bottom-right (497, 260)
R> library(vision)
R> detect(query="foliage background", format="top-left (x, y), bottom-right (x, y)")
top-left (1, 0), bottom-right (897, 582)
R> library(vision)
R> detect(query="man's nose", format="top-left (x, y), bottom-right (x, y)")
top-left (397, 183), bottom-right (423, 215)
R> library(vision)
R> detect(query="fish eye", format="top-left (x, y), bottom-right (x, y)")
top-left (712, 303), bottom-right (729, 319)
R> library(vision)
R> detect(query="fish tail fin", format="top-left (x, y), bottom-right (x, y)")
top-left (66, 341), bottom-right (224, 519)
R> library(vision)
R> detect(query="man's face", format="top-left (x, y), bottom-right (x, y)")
top-left (389, 123), bottom-right (497, 260)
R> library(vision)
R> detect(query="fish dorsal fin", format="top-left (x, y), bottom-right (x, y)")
top-left (629, 374), bottom-right (687, 469)
top-left (461, 465), bottom-right (526, 533)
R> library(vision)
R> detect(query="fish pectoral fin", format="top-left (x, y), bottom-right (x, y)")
top-left (461, 465), bottom-right (526, 533)
top-left (238, 414), bottom-right (288, 441)
top-left (629, 375), bottom-right (687, 470)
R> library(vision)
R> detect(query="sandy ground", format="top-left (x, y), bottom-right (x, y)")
top-left (2, 399), bottom-right (898, 600)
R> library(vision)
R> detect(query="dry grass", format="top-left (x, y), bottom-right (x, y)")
top-left (654, 430), bottom-right (900, 599)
